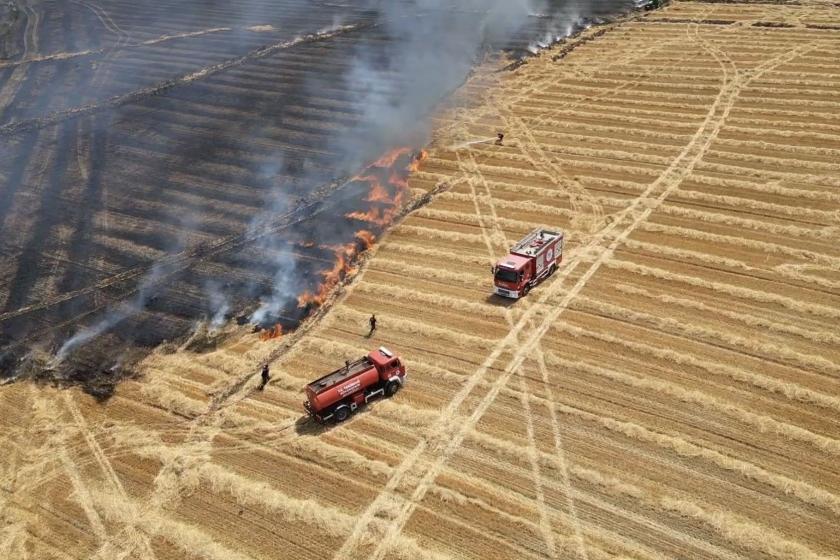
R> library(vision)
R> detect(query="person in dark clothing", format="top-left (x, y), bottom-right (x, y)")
top-left (368, 314), bottom-right (377, 337)
top-left (495, 132), bottom-right (504, 146)
top-left (259, 364), bottom-right (270, 390)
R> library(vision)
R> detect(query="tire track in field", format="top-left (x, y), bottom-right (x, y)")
top-left (364, 122), bottom-right (588, 560)
top-left (0, 385), bottom-right (38, 557)
top-left (57, 448), bottom-right (108, 544)
top-left (379, 364), bottom-right (840, 522)
top-left (455, 148), bottom-right (569, 558)
top-left (109, 386), bottom-right (229, 555)
top-left (119, 352), bottom-right (303, 555)
top-left (514, 361), bottom-right (560, 559)
top-left (0, 522), bottom-right (29, 559)
top-left (457, 150), bottom-right (515, 254)
top-left (62, 393), bottom-right (159, 559)
top-left (20, 0), bottom-right (39, 57)
top-left (487, 10), bottom-right (726, 235)
top-left (533, 347), bottom-right (589, 559)
top-left (478, 21), bottom-right (718, 238)
top-left (70, 0), bottom-right (130, 48)
top-left (10, 391), bottom-right (118, 556)
top-left (336, 25), bottom-right (821, 560)
top-left (501, 107), bottom-right (604, 235)
top-left (0, 0), bottom-right (38, 118)
top-left (463, 124), bottom-right (590, 559)
top-left (461, 78), bottom-right (588, 222)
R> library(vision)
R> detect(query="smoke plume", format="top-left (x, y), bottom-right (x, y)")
top-left (204, 280), bottom-right (231, 331)
top-left (45, 0), bottom-right (635, 364)
top-left (55, 261), bottom-right (172, 363)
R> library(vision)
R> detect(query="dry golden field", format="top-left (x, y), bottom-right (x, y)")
top-left (3, 1), bottom-right (840, 558)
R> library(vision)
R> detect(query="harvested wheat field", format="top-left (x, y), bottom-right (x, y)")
top-left (3, 0), bottom-right (840, 558)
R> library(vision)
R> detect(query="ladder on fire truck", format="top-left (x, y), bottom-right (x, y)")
top-left (510, 228), bottom-right (563, 257)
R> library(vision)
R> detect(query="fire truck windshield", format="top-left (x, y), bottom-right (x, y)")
top-left (495, 268), bottom-right (519, 283)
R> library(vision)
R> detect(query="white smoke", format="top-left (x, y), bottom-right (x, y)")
top-left (54, 261), bottom-right (170, 363)
top-left (323, 14), bottom-right (348, 34)
top-left (249, 245), bottom-right (297, 325)
top-left (47, 0), bottom-right (637, 361)
top-left (245, 0), bottom-right (634, 326)
top-left (247, 163), bottom-right (299, 326)
top-left (54, 306), bottom-right (130, 363)
top-left (327, 0), bottom-right (627, 165)
top-left (526, 20), bottom-right (577, 54)
top-left (204, 280), bottom-right (231, 330)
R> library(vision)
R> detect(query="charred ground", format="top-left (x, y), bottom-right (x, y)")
top-left (0, 0), bottom-right (634, 393)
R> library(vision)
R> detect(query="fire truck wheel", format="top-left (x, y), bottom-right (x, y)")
top-left (523, 283), bottom-right (531, 296)
top-left (385, 380), bottom-right (401, 397)
top-left (549, 264), bottom-right (557, 276)
top-left (334, 405), bottom-right (350, 422)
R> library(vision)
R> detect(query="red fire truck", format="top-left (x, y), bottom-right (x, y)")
top-left (303, 347), bottom-right (406, 423)
top-left (492, 228), bottom-right (564, 299)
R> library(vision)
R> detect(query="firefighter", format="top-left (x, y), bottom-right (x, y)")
top-left (368, 314), bottom-right (377, 337)
top-left (495, 132), bottom-right (504, 146)
top-left (258, 363), bottom-right (270, 391)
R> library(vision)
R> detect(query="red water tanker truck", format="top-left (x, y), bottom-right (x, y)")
top-left (492, 228), bottom-right (564, 299)
top-left (304, 347), bottom-right (406, 423)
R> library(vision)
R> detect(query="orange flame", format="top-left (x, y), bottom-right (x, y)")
top-left (259, 324), bottom-right (283, 341)
top-left (345, 148), bottom-right (422, 227)
top-left (297, 147), bottom-right (426, 309)
top-left (297, 242), bottom-right (357, 308)
top-left (408, 149), bottom-right (428, 172)
top-left (346, 207), bottom-right (388, 226)
top-left (355, 230), bottom-right (376, 248)
top-left (366, 181), bottom-right (390, 202)
top-left (370, 146), bottom-right (413, 168)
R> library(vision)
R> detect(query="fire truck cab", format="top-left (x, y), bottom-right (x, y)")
top-left (304, 347), bottom-right (406, 423)
top-left (492, 228), bottom-right (564, 299)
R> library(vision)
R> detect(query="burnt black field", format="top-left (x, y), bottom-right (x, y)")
top-left (0, 0), bottom-right (635, 395)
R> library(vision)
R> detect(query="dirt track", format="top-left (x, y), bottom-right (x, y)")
top-left (2, 1), bottom-right (840, 558)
